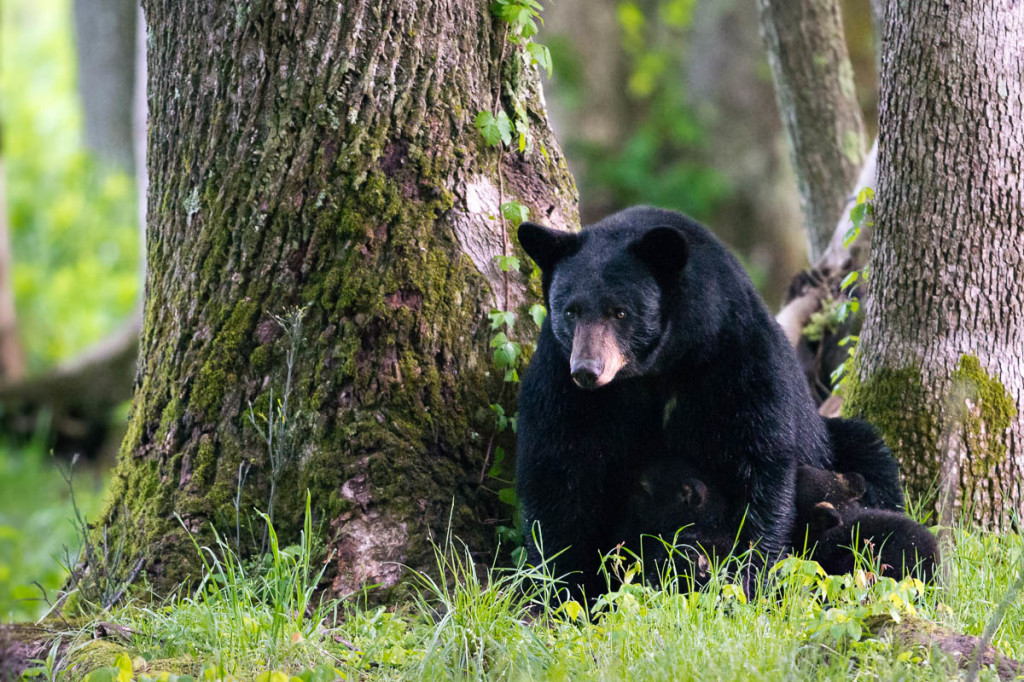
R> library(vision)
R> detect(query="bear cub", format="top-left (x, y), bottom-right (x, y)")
top-left (614, 458), bottom-right (739, 589)
top-left (793, 465), bottom-right (939, 582)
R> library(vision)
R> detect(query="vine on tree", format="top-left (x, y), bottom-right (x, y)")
top-left (474, 0), bottom-right (552, 561)
top-left (830, 188), bottom-right (874, 391)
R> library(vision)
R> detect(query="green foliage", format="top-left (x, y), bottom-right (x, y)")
top-left (0, 443), bottom-right (103, 621)
top-left (474, 111), bottom-right (512, 148)
top-left (830, 188), bottom-right (875, 393)
top-left (1, 0), bottom-right (140, 371)
top-left (51, 523), bottom-right (1024, 680)
top-left (552, 1), bottom-right (729, 222)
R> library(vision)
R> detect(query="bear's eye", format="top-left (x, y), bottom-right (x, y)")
top-left (614, 308), bottom-right (627, 320)
top-left (564, 310), bottom-right (576, 320)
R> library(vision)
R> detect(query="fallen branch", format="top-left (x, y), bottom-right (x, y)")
top-left (869, 615), bottom-right (1024, 681)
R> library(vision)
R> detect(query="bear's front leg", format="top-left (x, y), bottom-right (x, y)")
top-left (735, 454), bottom-right (798, 592)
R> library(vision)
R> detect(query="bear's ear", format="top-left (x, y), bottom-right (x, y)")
top-left (838, 472), bottom-right (867, 502)
top-left (630, 226), bottom-right (689, 279)
top-left (811, 502), bottom-right (842, 532)
top-left (518, 222), bottom-right (578, 272)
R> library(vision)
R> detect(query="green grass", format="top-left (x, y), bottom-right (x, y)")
top-left (0, 443), bottom-right (104, 622)
top-left (34, 508), bottom-right (1023, 682)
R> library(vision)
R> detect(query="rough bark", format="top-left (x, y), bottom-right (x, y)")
top-left (847, 2), bottom-right (1024, 528)
top-left (72, 0), bottom-right (138, 169)
top-left (758, 0), bottom-right (868, 260)
top-left (97, 0), bottom-right (577, 599)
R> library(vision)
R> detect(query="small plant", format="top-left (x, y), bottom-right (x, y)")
top-left (246, 304), bottom-right (309, 545)
top-left (58, 455), bottom-right (144, 615)
top-left (406, 527), bottom-right (558, 678)
top-left (830, 187), bottom-right (875, 392)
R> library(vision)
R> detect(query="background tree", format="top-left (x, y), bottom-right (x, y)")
top-left (543, 0), bottom-right (808, 306)
top-left (846, 1), bottom-right (1024, 527)
top-left (758, 0), bottom-right (868, 261)
top-left (95, 0), bottom-right (577, 598)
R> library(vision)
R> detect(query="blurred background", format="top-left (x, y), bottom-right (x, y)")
top-left (0, 0), bottom-right (876, 620)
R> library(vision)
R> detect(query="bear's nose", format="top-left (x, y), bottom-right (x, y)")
top-left (570, 359), bottom-right (603, 389)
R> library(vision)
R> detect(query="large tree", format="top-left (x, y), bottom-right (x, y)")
top-left (95, 0), bottom-right (577, 599)
top-left (846, 1), bottom-right (1024, 527)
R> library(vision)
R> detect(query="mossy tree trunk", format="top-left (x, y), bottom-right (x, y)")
top-left (757, 0), bottom-right (868, 261)
top-left (99, 0), bottom-right (577, 600)
top-left (846, 1), bottom-right (1024, 528)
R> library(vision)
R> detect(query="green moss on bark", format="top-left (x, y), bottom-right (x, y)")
top-left (951, 354), bottom-right (1017, 474)
top-left (843, 362), bottom-right (938, 474)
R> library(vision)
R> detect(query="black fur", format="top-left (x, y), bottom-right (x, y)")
top-left (793, 465), bottom-right (938, 581)
top-left (613, 458), bottom-right (738, 589)
top-left (808, 503), bottom-right (940, 582)
top-left (825, 417), bottom-right (905, 511)
top-left (516, 207), bottom-right (835, 600)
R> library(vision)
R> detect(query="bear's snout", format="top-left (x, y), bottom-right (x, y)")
top-left (570, 358), bottom-right (604, 389)
top-left (570, 321), bottom-right (626, 389)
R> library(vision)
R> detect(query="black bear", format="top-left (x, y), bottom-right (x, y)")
top-left (793, 465), bottom-right (938, 581)
top-left (515, 207), bottom-right (906, 601)
top-left (824, 417), bottom-right (904, 511)
top-left (793, 464), bottom-right (868, 548)
top-left (613, 457), bottom-right (739, 589)
top-left (516, 206), bottom-right (879, 601)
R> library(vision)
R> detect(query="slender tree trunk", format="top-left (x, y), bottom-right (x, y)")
top-left (98, 0), bottom-right (577, 599)
top-left (688, 0), bottom-right (805, 307)
top-left (0, 151), bottom-right (25, 381)
top-left (73, 0), bottom-right (138, 170)
top-left (758, 0), bottom-right (868, 260)
top-left (847, 2), bottom-right (1024, 528)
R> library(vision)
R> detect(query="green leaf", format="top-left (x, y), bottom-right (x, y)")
top-left (475, 111), bottom-right (500, 147)
top-left (493, 340), bottom-right (521, 369)
top-left (501, 201), bottom-right (530, 227)
top-left (527, 41), bottom-right (553, 78)
top-left (498, 487), bottom-right (517, 505)
top-left (496, 110), bottom-right (513, 146)
top-left (489, 331), bottom-right (509, 348)
top-left (494, 254), bottom-right (521, 271)
top-left (83, 669), bottom-right (118, 682)
top-left (843, 224), bottom-right (860, 249)
top-left (475, 110), bottom-right (512, 147)
top-left (115, 653), bottom-right (133, 682)
top-left (489, 310), bottom-right (516, 330)
top-left (840, 271), bottom-right (859, 291)
top-left (529, 303), bottom-right (547, 328)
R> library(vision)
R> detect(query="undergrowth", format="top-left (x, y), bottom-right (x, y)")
top-left (25, 507), bottom-right (1024, 682)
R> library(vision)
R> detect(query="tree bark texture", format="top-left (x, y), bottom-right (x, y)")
top-left (100, 0), bottom-right (577, 598)
top-left (758, 0), bottom-right (868, 261)
top-left (848, 1), bottom-right (1024, 528)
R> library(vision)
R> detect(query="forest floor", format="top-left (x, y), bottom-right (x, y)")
top-left (2, 445), bottom-right (1023, 681)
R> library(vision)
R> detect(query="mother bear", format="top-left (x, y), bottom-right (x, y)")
top-left (515, 206), bottom-right (902, 601)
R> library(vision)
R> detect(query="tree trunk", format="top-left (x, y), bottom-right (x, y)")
top-left (847, 2), bottom-right (1024, 528)
top-left (758, 0), bottom-right (868, 260)
top-left (73, 0), bottom-right (138, 170)
top-left (687, 0), bottom-right (806, 307)
top-left (0, 151), bottom-right (25, 381)
top-left (98, 0), bottom-right (577, 599)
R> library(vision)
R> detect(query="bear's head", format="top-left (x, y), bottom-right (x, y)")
top-left (518, 220), bottom-right (688, 389)
top-left (795, 465), bottom-right (866, 517)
